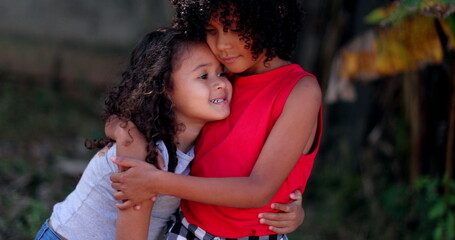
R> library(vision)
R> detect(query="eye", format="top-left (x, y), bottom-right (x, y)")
top-left (205, 28), bottom-right (216, 35)
top-left (198, 74), bottom-right (208, 79)
top-left (218, 72), bottom-right (228, 78)
top-left (231, 28), bottom-right (241, 33)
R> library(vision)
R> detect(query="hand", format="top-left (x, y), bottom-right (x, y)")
top-left (110, 156), bottom-right (161, 210)
top-left (104, 115), bottom-right (136, 147)
top-left (105, 115), bottom-right (121, 140)
top-left (258, 190), bottom-right (304, 234)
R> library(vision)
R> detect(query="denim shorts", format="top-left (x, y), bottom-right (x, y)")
top-left (35, 219), bottom-right (63, 240)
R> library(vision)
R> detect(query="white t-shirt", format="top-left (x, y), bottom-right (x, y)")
top-left (50, 141), bottom-right (194, 240)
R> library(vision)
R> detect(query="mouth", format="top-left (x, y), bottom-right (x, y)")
top-left (210, 98), bottom-right (228, 104)
top-left (220, 56), bottom-right (239, 64)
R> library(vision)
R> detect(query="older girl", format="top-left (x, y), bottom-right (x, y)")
top-left (111, 0), bottom-right (322, 239)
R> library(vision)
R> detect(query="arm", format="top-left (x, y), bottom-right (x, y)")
top-left (112, 76), bottom-right (321, 208)
top-left (107, 117), bottom-right (155, 240)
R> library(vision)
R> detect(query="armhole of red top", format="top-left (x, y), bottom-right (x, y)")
top-left (302, 106), bottom-right (323, 156)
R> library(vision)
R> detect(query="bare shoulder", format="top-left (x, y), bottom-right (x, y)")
top-left (288, 75), bottom-right (321, 106)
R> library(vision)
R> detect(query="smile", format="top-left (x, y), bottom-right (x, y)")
top-left (210, 98), bottom-right (227, 103)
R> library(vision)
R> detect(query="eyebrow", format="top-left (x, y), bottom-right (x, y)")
top-left (192, 63), bottom-right (212, 72)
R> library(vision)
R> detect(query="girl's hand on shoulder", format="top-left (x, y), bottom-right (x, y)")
top-left (105, 115), bottom-right (121, 140)
top-left (110, 156), bottom-right (161, 210)
top-left (105, 115), bottom-right (137, 147)
top-left (258, 190), bottom-right (304, 234)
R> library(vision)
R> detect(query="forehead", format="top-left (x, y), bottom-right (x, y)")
top-left (173, 43), bottom-right (214, 69)
top-left (210, 10), bottom-right (237, 25)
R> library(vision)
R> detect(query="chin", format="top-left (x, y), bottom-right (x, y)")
top-left (213, 112), bottom-right (230, 121)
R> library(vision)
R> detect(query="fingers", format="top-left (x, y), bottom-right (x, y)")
top-left (110, 172), bottom-right (124, 184)
top-left (268, 226), bottom-right (293, 234)
top-left (259, 217), bottom-right (289, 228)
top-left (111, 182), bottom-right (122, 192)
top-left (259, 214), bottom-right (301, 234)
top-left (115, 200), bottom-right (135, 210)
top-left (111, 156), bottom-right (136, 168)
top-left (270, 190), bottom-right (302, 213)
top-left (258, 190), bottom-right (305, 234)
top-left (290, 190), bottom-right (302, 201)
top-left (259, 216), bottom-right (294, 234)
top-left (270, 202), bottom-right (295, 213)
top-left (267, 225), bottom-right (293, 234)
top-left (258, 208), bottom-right (296, 222)
top-left (113, 190), bottom-right (128, 201)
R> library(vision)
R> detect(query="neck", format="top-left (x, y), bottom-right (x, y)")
top-left (242, 57), bottom-right (291, 76)
top-left (174, 121), bottom-right (205, 153)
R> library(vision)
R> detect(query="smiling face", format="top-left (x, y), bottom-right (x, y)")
top-left (204, 18), bottom-right (268, 76)
top-left (170, 42), bottom-right (232, 128)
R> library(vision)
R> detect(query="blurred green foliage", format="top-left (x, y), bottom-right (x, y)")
top-left (1, 74), bottom-right (453, 239)
top-left (365, 0), bottom-right (455, 25)
top-left (0, 75), bottom-right (105, 239)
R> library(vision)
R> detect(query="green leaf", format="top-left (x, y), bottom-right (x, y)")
top-left (402, 0), bottom-right (420, 9)
top-left (433, 224), bottom-right (443, 240)
top-left (447, 213), bottom-right (455, 239)
top-left (429, 200), bottom-right (446, 219)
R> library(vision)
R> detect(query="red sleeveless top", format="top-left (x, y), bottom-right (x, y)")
top-left (181, 64), bottom-right (323, 238)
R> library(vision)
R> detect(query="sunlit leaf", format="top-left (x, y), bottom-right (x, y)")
top-left (326, 15), bottom-right (450, 102)
top-left (365, 3), bottom-right (399, 24)
top-left (344, 15), bottom-right (443, 79)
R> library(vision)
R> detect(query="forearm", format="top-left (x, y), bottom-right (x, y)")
top-left (116, 200), bottom-right (154, 240)
top-left (154, 171), bottom-right (280, 208)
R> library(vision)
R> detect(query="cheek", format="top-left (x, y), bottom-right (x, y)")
top-left (206, 36), bottom-right (217, 52)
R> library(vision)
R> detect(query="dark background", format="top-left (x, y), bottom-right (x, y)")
top-left (1, 0), bottom-right (454, 239)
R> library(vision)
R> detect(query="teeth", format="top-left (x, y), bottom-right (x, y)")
top-left (210, 99), bottom-right (225, 103)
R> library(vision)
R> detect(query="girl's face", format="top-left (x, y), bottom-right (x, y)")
top-left (170, 43), bottom-right (232, 126)
top-left (205, 18), bottom-right (268, 76)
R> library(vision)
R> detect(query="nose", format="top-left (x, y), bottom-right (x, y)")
top-left (212, 77), bottom-right (227, 90)
top-left (216, 32), bottom-right (233, 51)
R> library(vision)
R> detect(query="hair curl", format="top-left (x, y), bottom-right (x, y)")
top-left (171, 0), bottom-right (304, 63)
top-left (86, 28), bottom-right (199, 172)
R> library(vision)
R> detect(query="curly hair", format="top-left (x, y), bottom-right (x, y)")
top-left (171, 0), bottom-right (304, 63)
top-left (86, 28), bottom-right (199, 173)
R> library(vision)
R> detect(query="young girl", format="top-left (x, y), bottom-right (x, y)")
top-left (35, 27), bottom-right (302, 240)
top-left (110, 0), bottom-right (322, 239)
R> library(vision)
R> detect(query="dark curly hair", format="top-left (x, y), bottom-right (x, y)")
top-left (86, 28), bottom-right (200, 173)
top-left (171, 0), bottom-right (304, 63)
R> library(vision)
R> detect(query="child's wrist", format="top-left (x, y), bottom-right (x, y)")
top-left (149, 170), bottom-right (168, 195)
